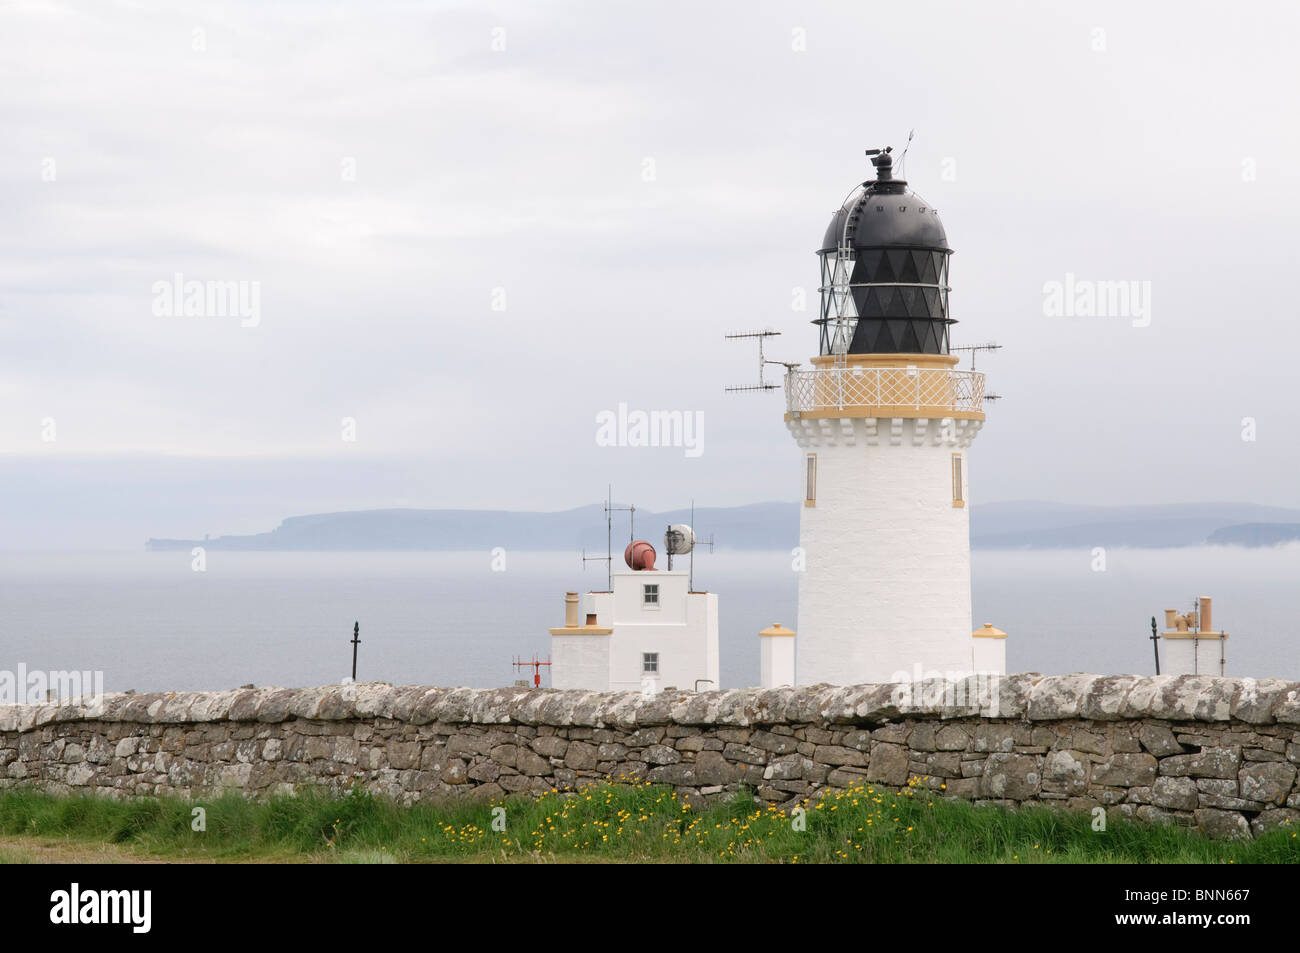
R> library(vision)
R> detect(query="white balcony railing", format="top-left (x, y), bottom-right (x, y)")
top-left (785, 364), bottom-right (985, 416)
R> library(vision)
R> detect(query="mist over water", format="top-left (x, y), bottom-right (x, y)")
top-left (973, 546), bottom-right (1299, 681)
top-left (0, 546), bottom-right (1295, 694)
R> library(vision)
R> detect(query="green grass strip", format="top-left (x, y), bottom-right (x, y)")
top-left (0, 780), bottom-right (1296, 864)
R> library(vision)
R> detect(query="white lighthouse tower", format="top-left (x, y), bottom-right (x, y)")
top-left (784, 147), bottom-right (996, 686)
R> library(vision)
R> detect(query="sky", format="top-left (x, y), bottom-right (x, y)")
top-left (2, 0), bottom-right (1299, 548)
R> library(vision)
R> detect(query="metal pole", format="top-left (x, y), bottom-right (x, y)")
top-left (1193, 598), bottom-right (1201, 676)
top-left (689, 500), bottom-right (695, 592)
top-left (1149, 616), bottom-right (1160, 675)
top-left (351, 621), bottom-right (360, 681)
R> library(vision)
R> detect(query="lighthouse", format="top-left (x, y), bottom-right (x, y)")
top-left (784, 147), bottom-right (995, 686)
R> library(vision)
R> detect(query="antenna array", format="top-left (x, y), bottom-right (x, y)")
top-left (724, 330), bottom-right (799, 393)
top-left (951, 341), bottom-right (1004, 401)
top-left (581, 485), bottom-right (635, 591)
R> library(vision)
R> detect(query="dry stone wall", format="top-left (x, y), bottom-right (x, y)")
top-left (3, 674), bottom-right (1300, 840)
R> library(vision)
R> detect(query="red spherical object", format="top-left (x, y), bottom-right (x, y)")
top-left (623, 539), bottom-right (657, 571)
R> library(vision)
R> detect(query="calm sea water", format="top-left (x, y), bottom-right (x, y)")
top-left (1, 546), bottom-right (1296, 694)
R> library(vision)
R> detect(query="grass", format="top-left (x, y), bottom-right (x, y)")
top-left (0, 779), bottom-right (1296, 864)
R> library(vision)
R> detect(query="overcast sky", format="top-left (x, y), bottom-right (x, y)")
top-left (3, 0), bottom-right (1299, 548)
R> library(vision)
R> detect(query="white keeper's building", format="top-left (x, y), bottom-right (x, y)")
top-left (549, 552), bottom-right (719, 694)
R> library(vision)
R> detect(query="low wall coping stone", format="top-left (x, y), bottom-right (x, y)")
top-left (3, 674), bottom-right (1298, 734)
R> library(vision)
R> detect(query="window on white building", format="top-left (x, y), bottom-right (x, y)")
top-left (805, 453), bottom-right (817, 507)
top-left (952, 453), bottom-right (964, 508)
top-left (642, 652), bottom-right (659, 674)
top-left (643, 583), bottom-right (659, 606)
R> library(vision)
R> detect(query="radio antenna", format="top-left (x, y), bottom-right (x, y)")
top-left (951, 341), bottom-right (1003, 401)
top-left (725, 330), bottom-right (799, 393)
top-left (581, 485), bottom-right (635, 590)
top-left (662, 500), bottom-right (715, 591)
top-left (896, 129), bottom-right (915, 177)
top-left (688, 500), bottom-right (715, 591)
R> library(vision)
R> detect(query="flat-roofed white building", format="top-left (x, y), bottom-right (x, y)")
top-left (550, 543), bottom-right (719, 693)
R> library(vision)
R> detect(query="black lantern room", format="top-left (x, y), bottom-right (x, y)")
top-left (816, 148), bottom-right (954, 356)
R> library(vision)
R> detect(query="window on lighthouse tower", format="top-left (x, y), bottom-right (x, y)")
top-left (952, 453), bottom-right (964, 508)
top-left (805, 454), bottom-right (817, 507)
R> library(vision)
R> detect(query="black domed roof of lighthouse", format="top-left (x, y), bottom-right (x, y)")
top-left (818, 150), bottom-right (949, 254)
top-left (814, 147), bottom-right (957, 356)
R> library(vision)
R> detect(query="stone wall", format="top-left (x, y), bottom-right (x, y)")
top-left (3, 674), bottom-right (1299, 839)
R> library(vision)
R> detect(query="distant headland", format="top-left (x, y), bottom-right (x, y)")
top-left (144, 501), bottom-right (1300, 552)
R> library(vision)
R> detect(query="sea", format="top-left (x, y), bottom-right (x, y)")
top-left (1, 546), bottom-right (1297, 694)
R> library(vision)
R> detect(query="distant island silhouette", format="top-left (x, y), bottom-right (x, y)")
top-left (144, 501), bottom-right (1300, 552)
